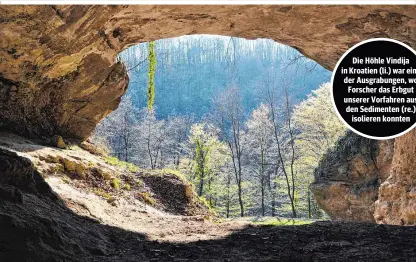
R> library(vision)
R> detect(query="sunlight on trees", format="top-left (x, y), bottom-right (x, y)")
top-left (292, 83), bottom-right (347, 217)
top-left (93, 36), bottom-right (340, 219)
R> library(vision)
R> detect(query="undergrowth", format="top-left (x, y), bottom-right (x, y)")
top-left (138, 192), bottom-right (156, 206)
top-left (103, 156), bottom-right (139, 172)
top-left (253, 217), bottom-right (314, 226)
top-left (110, 178), bottom-right (120, 190)
top-left (152, 168), bottom-right (188, 182)
top-left (93, 188), bottom-right (111, 200)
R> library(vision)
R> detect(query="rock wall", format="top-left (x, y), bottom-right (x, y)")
top-left (312, 130), bottom-right (416, 226)
top-left (374, 129), bottom-right (416, 225)
top-left (311, 132), bottom-right (395, 222)
top-left (0, 5), bottom-right (414, 140)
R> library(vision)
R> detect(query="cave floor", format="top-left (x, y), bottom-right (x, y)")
top-left (1, 174), bottom-right (415, 262)
top-left (0, 132), bottom-right (415, 261)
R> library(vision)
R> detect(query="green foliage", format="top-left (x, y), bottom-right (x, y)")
top-left (111, 178), bottom-right (120, 190)
top-left (198, 195), bottom-right (213, 209)
top-left (152, 168), bottom-right (188, 183)
top-left (98, 36), bottom-right (334, 219)
top-left (119, 35), bottom-right (330, 120)
top-left (288, 82), bottom-right (347, 217)
top-left (93, 188), bottom-right (111, 200)
top-left (294, 190), bottom-right (300, 207)
top-left (253, 217), bottom-right (314, 226)
top-left (103, 156), bottom-right (139, 172)
top-left (126, 163), bottom-right (139, 172)
top-left (147, 41), bottom-right (156, 110)
top-left (138, 192), bottom-right (156, 206)
top-left (125, 183), bottom-right (131, 191)
top-left (187, 123), bottom-right (231, 211)
top-left (104, 156), bottom-right (124, 166)
top-left (97, 43), bottom-right (336, 219)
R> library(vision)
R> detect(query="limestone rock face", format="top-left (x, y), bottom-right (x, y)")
top-left (312, 130), bottom-right (416, 225)
top-left (374, 129), bottom-right (416, 225)
top-left (311, 132), bottom-right (395, 223)
top-left (0, 5), bottom-right (414, 140)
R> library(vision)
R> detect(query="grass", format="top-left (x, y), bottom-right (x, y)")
top-left (110, 178), bottom-right (120, 190)
top-left (103, 156), bottom-right (125, 166)
top-left (152, 168), bottom-right (188, 182)
top-left (197, 195), bottom-right (217, 215)
top-left (252, 217), bottom-right (315, 226)
top-left (93, 188), bottom-right (111, 200)
top-left (138, 192), bottom-right (156, 206)
top-left (103, 156), bottom-right (139, 172)
top-left (125, 162), bottom-right (139, 172)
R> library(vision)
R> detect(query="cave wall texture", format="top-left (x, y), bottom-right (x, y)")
top-left (311, 132), bottom-right (395, 223)
top-left (312, 131), bottom-right (415, 225)
top-left (0, 5), bottom-right (415, 140)
top-left (0, 5), bottom-right (415, 224)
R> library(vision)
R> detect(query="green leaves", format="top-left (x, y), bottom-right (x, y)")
top-left (147, 41), bottom-right (156, 111)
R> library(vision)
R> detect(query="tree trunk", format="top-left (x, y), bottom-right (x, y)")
top-left (260, 146), bottom-right (265, 216)
top-left (308, 189), bottom-right (312, 219)
top-left (226, 172), bottom-right (231, 218)
top-left (269, 94), bottom-right (297, 219)
top-left (198, 165), bottom-right (204, 196)
top-left (238, 181), bottom-right (244, 217)
top-left (261, 184), bottom-right (265, 216)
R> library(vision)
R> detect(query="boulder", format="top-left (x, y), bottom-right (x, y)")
top-left (311, 132), bottom-right (394, 222)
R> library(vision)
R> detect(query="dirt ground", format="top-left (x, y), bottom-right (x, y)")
top-left (1, 171), bottom-right (415, 262)
top-left (47, 176), bottom-right (244, 243)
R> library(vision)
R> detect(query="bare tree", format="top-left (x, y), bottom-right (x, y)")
top-left (212, 86), bottom-right (246, 217)
top-left (246, 104), bottom-right (274, 216)
top-left (264, 76), bottom-right (298, 218)
top-left (164, 115), bottom-right (193, 167)
top-left (93, 95), bottom-right (138, 162)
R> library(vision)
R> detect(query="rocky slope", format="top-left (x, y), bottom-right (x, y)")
top-left (0, 132), bottom-right (211, 218)
top-left (0, 5), bottom-right (414, 140)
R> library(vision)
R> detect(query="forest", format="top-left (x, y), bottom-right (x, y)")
top-left (94, 35), bottom-right (346, 219)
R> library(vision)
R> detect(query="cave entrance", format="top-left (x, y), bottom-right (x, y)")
top-left (92, 34), bottom-right (341, 220)
top-left (0, 7), bottom-right (414, 261)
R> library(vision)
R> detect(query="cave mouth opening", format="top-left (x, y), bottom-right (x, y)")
top-left (92, 34), bottom-right (339, 219)
top-left (115, 34), bottom-right (331, 121)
